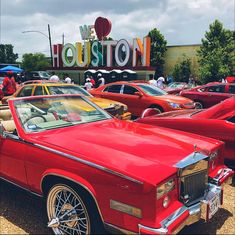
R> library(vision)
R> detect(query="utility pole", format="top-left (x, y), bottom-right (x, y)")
top-left (48, 24), bottom-right (53, 67)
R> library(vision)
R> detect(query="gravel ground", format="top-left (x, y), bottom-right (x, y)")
top-left (0, 180), bottom-right (234, 235)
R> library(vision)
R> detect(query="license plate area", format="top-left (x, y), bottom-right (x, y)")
top-left (201, 190), bottom-right (221, 221)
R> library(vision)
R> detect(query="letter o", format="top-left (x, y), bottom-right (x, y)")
top-left (62, 43), bottom-right (76, 67)
top-left (115, 39), bottom-right (130, 67)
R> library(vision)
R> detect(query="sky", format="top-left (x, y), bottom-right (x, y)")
top-left (0, 0), bottom-right (234, 61)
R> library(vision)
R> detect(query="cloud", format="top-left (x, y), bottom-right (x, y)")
top-left (0, 0), bottom-right (234, 61)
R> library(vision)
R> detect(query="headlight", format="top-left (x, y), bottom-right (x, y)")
top-left (157, 178), bottom-right (175, 199)
top-left (168, 102), bottom-right (181, 109)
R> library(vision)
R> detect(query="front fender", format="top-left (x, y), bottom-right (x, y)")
top-left (40, 168), bottom-right (97, 199)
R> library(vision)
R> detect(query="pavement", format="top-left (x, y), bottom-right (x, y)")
top-left (0, 180), bottom-right (234, 234)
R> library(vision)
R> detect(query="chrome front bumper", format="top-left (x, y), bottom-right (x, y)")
top-left (139, 184), bottom-right (222, 235)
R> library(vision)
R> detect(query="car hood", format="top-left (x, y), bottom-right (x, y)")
top-left (28, 120), bottom-right (218, 185)
top-left (88, 97), bottom-right (126, 109)
top-left (154, 94), bottom-right (193, 103)
top-left (151, 109), bottom-right (199, 118)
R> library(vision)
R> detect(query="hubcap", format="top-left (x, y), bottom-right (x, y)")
top-left (47, 185), bottom-right (90, 235)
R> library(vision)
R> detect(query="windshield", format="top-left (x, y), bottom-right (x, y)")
top-left (168, 83), bottom-right (186, 88)
top-left (137, 84), bottom-right (167, 96)
top-left (14, 96), bottom-right (111, 133)
top-left (39, 71), bottom-right (50, 78)
top-left (47, 85), bottom-right (92, 97)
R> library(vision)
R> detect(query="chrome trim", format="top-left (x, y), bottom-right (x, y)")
top-left (138, 224), bottom-right (168, 234)
top-left (209, 168), bottom-right (233, 186)
top-left (139, 184), bottom-right (222, 235)
top-left (34, 143), bottom-right (143, 185)
top-left (0, 177), bottom-right (42, 198)
top-left (175, 152), bottom-right (208, 169)
top-left (41, 173), bottom-right (105, 223)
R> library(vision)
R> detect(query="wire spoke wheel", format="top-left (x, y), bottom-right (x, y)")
top-left (47, 185), bottom-right (91, 235)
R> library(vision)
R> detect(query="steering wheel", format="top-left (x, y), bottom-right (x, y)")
top-left (23, 114), bottom-right (47, 124)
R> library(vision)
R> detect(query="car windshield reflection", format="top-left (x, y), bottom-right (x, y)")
top-left (137, 84), bottom-right (167, 96)
top-left (14, 96), bottom-right (111, 133)
top-left (47, 85), bottom-right (92, 97)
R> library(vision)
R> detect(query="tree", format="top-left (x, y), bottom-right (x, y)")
top-left (22, 53), bottom-right (50, 72)
top-left (0, 44), bottom-right (18, 63)
top-left (172, 55), bottom-right (192, 82)
top-left (197, 20), bottom-right (235, 84)
top-left (148, 28), bottom-right (167, 78)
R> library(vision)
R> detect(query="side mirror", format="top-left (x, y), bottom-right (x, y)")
top-left (134, 91), bottom-right (143, 97)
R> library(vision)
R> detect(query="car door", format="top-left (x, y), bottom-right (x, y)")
top-left (100, 84), bottom-right (123, 101)
top-left (0, 127), bottom-right (28, 188)
top-left (119, 85), bottom-right (145, 116)
top-left (202, 85), bottom-right (228, 107)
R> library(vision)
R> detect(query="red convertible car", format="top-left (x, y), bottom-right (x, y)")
top-left (0, 95), bottom-right (233, 235)
top-left (180, 82), bottom-right (235, 108)
top-left (137, 98), bottom-right (235, 169)
top-left (91, 82), bottom-right (195, 117)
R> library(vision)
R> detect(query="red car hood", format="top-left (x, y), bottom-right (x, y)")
top-left (155, 94), bottom-right (193, 103)
top-left (152, 109), bottom-right (199, 118)
top-left (28, 119), bottom-right (219, 185)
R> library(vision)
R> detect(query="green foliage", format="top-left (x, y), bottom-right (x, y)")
top-left (0, 44), bottom-right (18, 63)
top-left (172, 55), bottom-right (192, 82)
top-left (22, 53), bottom-right (50, 72)
top-left (197, 20), bottom-right (235, 84)
top-left (148, 28), bottom-right (167, 78)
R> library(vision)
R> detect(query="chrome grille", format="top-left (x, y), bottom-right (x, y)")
top-left (180, 170), bottom-right (207, 205)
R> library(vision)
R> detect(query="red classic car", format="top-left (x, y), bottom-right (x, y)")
top-left (180, 82), bottom-right (235, 108)
top-left (164, 82), bottom-right (195, 95)
top-left (0, 95), bottom-right (233, 235)
top-left (90, 82), bottom-right (195, 117)
top-left (137, 98), bottom-right (235, 169)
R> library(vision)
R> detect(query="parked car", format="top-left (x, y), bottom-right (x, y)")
top-left (137, 98), bottom-right (235, 169)
top-left (0, 76), bottom-right (4, 100)
top-left (164, 82), bottom-right (195, 95)
top-left (25, 71), bottom-right (51, 80)
top-left (0, 94), bottom-right (233, 234)
top-left (180, 82), bottom-right (235, 108)
top-left (90, 82), bottom-right (195, 117)
top-left (2, 82), bottom-right (131, 120)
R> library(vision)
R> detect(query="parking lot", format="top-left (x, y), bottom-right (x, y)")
top-left (0, 180), bottom-right (234, 234)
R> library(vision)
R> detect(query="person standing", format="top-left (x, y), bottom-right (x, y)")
top-left (64, 73), bottom-right (72, 84)
top-left (148, 74), bottom-right (158, 87)
top-left (2, 71), bottom-right (17, 96)
top-left (157, 76), bottom-right (165, 89)
top-left (49, 72), bottom-right (60, 82)
top-left (90, 76), bottom-right (96, 87)
top-left (97, 73), bottom-right (105, 87)
top-left (84, 78), bottom-right (93, 91)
